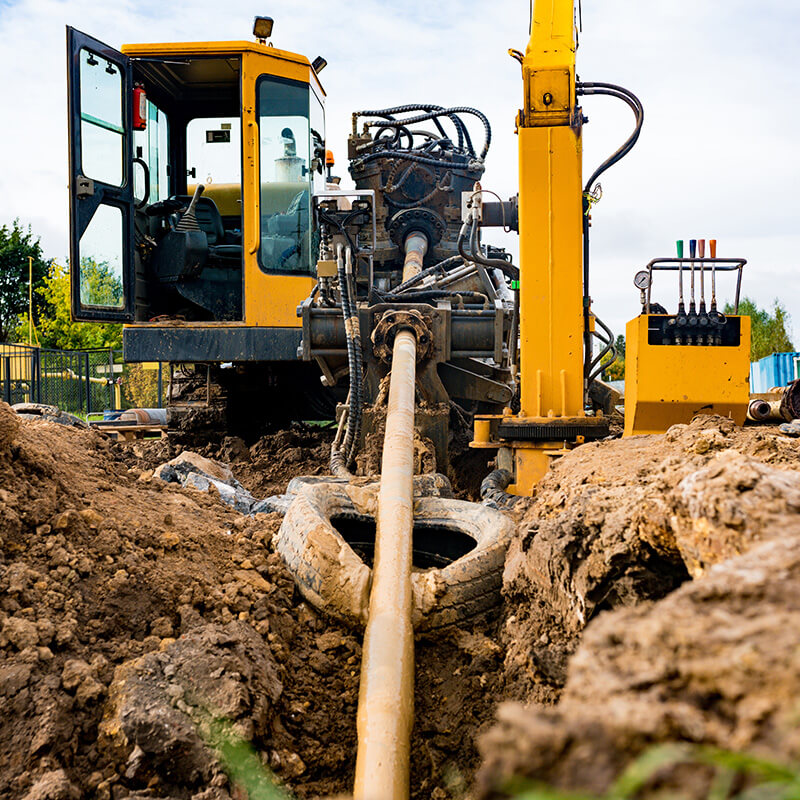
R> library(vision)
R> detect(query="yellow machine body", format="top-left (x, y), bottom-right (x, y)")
top-left (121, 40), bottom-right (318, 331)
top-left (623, 314), bottom-right (751, 436)
top-left (482, 0), bottom-right (590, 496)
top-left (68, 28), bottom-right (327, 372)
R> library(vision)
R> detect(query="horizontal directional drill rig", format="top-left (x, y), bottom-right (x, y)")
top-left (67, 2), bottom-right (753, 798)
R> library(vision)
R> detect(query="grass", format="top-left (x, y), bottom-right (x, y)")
top-left (507, 744), bottom-right (800, 800)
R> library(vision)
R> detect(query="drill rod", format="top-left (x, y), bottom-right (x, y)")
top-left (353, 327), bottom-right (417, 800)
top-left (402, 232), bottom-right (428, 284)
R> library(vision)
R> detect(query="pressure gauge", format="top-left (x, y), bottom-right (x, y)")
top-left (633, 270), bottom-right (651, 290)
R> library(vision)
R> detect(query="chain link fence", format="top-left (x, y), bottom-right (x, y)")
top-left (0, 343), bottom-right (164, 418)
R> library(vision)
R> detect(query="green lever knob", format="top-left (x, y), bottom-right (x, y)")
top-left (676, 239), bottom-right (684, 258)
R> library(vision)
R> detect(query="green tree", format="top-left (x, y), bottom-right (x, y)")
top-left (0, 220), bottom-right (50, 342)
top-left (724, 297), bottom-right (794, 361)
top-left (601, 334), bottom-right (626, 381)
top-left (15, 261), bottom-right (122, 350)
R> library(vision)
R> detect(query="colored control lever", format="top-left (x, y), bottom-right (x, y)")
top-left (697, 239), bottom-right (709, 341)
top-left (672, 239), bottom-right (687, 344)
top-left (687, 238), bottom-right (698, 340)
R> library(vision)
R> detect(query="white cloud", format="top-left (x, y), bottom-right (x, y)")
top-left (0, 0), bottom-right (798, 340)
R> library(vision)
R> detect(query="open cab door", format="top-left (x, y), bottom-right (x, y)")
top-left (67, 27), bottom-right (135, 322)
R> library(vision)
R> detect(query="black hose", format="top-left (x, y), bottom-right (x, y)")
top-left (353, 104), bottom-right (471, 153)
top-left (345, 263), bottom-right (364, 464)
top-left (328, 247), bottom-right (363, 473)
top-left (365, 107), bottom-right (491, 160)
top-left (576, 82), bottom-right (644, 194)
top-left (458, 217), bottom-right (520, 281)
top-left (480, 469), bottom-right (524, 509)
top-left (374, 288), bottom-right (489, 306)
top-left (576, 81), bottom-right (643, 396)
top-left (394, 255), bottom-right (464, 293)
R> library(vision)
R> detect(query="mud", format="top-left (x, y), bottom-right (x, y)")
top-left (4, 400), bottom-right (800, 799)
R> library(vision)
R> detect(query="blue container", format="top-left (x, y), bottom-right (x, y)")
top-left (750, 352), bottom-right (800, 393)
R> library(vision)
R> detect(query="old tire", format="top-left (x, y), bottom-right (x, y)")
top-left (12, 403), bottom-right (86, 428)
top-left (274, 480), bottom-right (514, 633)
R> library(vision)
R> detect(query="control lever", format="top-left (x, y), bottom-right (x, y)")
top-left (675, 239), bottom-right (687, 344)
top-left (708, 238), bottom-right (726, 343)
top-left (697, 239), bottom-right (709, 343)
top-left (687, 238), bottom-right (698, 342)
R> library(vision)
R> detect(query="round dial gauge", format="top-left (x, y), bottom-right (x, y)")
top-left (633, 270), bottom-right (651, 290)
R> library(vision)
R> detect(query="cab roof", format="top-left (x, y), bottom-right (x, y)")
top-left (121, 40), bottom-right (325, 96)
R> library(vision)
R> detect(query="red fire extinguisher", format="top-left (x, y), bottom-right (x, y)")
top-left (133, 84), bottom-right (147, 131)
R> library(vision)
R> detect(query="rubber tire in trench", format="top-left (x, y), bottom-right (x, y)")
top-left (274, 480), bottom-right (515, 634)
top-left (12, 403), bottom-right (87, 428)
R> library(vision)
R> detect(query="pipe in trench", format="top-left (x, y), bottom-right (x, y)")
top-left (402, 232), bottom-right (429, 284)
top-left (353, 327), bottom-right (417, 800)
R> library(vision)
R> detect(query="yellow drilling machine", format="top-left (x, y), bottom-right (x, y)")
top-left (68, 3), bottom-right (752, 797)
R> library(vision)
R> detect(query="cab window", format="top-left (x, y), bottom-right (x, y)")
top-left (133, 100), bottom-right (170, 204)
top-left (257, 76), bottom-right (313, 274)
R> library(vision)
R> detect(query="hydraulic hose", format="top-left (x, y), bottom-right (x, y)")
top-left (577, 82), bottom-right (644, 194)
top-left (353, 104), bottom-right (472, 153)
top-left (394, 255), bottom-right (464, 293)
top-left (458, 216), bottom-right (520, 281)
top-left (364, 107), bottom-right (491, 160)
top-left (576, 81), bottom-right (643, 393)
top-left (374, 288), bottom-right (489, 306)
top-left (329, 245), bottom-right (363, 474)
top-left (480, 469), bottom-right (524, 510)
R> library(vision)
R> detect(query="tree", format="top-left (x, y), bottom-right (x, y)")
top-left (601, 334), bottom-right (626, 381)
top-left (724, 297), bottom-right (794, 362)
top-left (0, 220), bottom-right (50, 342)
top-left (15, 261), bottom-right (122, 350)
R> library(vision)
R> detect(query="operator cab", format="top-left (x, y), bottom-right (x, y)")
top-left (67, 27), bottom-right (325, 325)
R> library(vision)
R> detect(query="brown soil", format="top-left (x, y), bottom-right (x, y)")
top-left (0, 403), bottom-right (502, 799)
top-left (4, 399), bottom-right (800, 800)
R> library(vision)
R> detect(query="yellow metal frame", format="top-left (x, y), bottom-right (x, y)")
top-left (121, 39), bottom-right (320, 329)
top-left (623, 314), bottom-right (751, 436)
top-left (499, 0), bottom-right (587, 493)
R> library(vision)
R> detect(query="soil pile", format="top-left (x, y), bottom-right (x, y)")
top-left (476, 529), bottom-right (800, 798)
top-left (0, 402), bottom-right (501, 799)
top-left (476, 414), bottom-right (800, 797)
top-left (501, 415), bottom-right (800, 698)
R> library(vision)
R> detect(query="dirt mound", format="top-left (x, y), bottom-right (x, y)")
top-left (0, 413), bottom-right (361, 798)
top-left (475, 528), bottom-right (800, 798)
top-left (501, 415), bottom-right (800, 698)
top-left (0, 410), bottom-right (503, 799)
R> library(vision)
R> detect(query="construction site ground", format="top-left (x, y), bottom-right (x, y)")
top-left (2, 400), bottom-right (800, 799)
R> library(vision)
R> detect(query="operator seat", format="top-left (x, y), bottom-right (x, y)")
top-left (171, 195), bottom-right (242, 261)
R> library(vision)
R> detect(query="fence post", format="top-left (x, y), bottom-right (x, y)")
top-left (35, 349), bottom-right (42, 403)
top-left (3, 357), bottom-right (10, 405)
top-left (109, 349), bottom-right (115, 411)
top-left (85, 352), bottom-right (91, 416)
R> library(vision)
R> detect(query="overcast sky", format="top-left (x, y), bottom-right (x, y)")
top-left (0, 0), bottom-right (798, 344)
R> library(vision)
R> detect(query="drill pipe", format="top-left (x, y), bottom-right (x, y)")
top-left (353, 327), bottom-right (417, 800)
top-left (747, 398), bottom-right (782, 422)
top-left (402, 232), bottom-right (428, 284)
